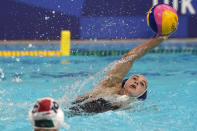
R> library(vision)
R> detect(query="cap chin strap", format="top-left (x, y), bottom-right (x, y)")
top-left (136, 89), bottom-right (147, 98)
top-left (136, 90), bottom-right (147, 101)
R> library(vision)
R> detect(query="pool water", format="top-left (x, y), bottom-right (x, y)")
top-left (0, 43), bottom-right (197, 131)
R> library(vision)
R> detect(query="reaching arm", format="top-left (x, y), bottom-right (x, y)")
top-left (101, 35), bottom-right (168, 87)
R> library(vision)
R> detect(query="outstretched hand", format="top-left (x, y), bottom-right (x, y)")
top-left (156, 34), bottom-right (168, 40)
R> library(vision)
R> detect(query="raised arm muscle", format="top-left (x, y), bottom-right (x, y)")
top-left (101, 36), bottom-right (167, 87)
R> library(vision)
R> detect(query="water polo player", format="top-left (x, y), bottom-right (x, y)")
top-left (29, 97), bottom-right (65, 131)
top-left (70, 4), bottom-right (178, 114)
top-left (70, 35), bottom-right (168, 114)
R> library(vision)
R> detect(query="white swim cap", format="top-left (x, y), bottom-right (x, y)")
top-left (28, 97), bottom-right (64, 129)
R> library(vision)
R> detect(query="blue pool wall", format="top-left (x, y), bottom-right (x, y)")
top-left (1, 0), bottom-right (197, 40)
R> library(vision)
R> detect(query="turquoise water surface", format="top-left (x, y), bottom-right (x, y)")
top-left (0, 42), bottom-right (197, 131)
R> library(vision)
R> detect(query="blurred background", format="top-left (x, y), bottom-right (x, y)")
top-left (1, 0), bottom-right (197, 40)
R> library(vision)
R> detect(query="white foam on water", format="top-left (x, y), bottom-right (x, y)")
top-left (0, 68), bottom-right (5, 79)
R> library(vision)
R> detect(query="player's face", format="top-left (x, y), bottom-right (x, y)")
top-left (124, 74), bottom-right (147, 97)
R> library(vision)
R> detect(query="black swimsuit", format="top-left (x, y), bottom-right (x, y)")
top-left (70, 97), bottom-right (120, 113)
top-left (69, 79), bottom-right (147, 114)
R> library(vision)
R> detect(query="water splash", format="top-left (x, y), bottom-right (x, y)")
top-left (58, 52), bottom-right (139, 109)
top-left (12, 77), bottom-right (22, 83)
top-left (0, 68), bottom-right (5, 80)
top-left (58, 60), bottom-right (118, 109)
top-left (60, 55), bottom-right (141, 110)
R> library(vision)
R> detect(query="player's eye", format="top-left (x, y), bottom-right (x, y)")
top-left (133, 77), bottom-right (137, 80)
top-left (140, 82), bottom-right (145, 87)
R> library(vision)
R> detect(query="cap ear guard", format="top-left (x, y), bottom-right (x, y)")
top-left (28, 97), bottom-right (64, 129)
top-left (137, 90), bottom-right (147, 101)
top-left (121, 79), bottom-right (128, 88)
